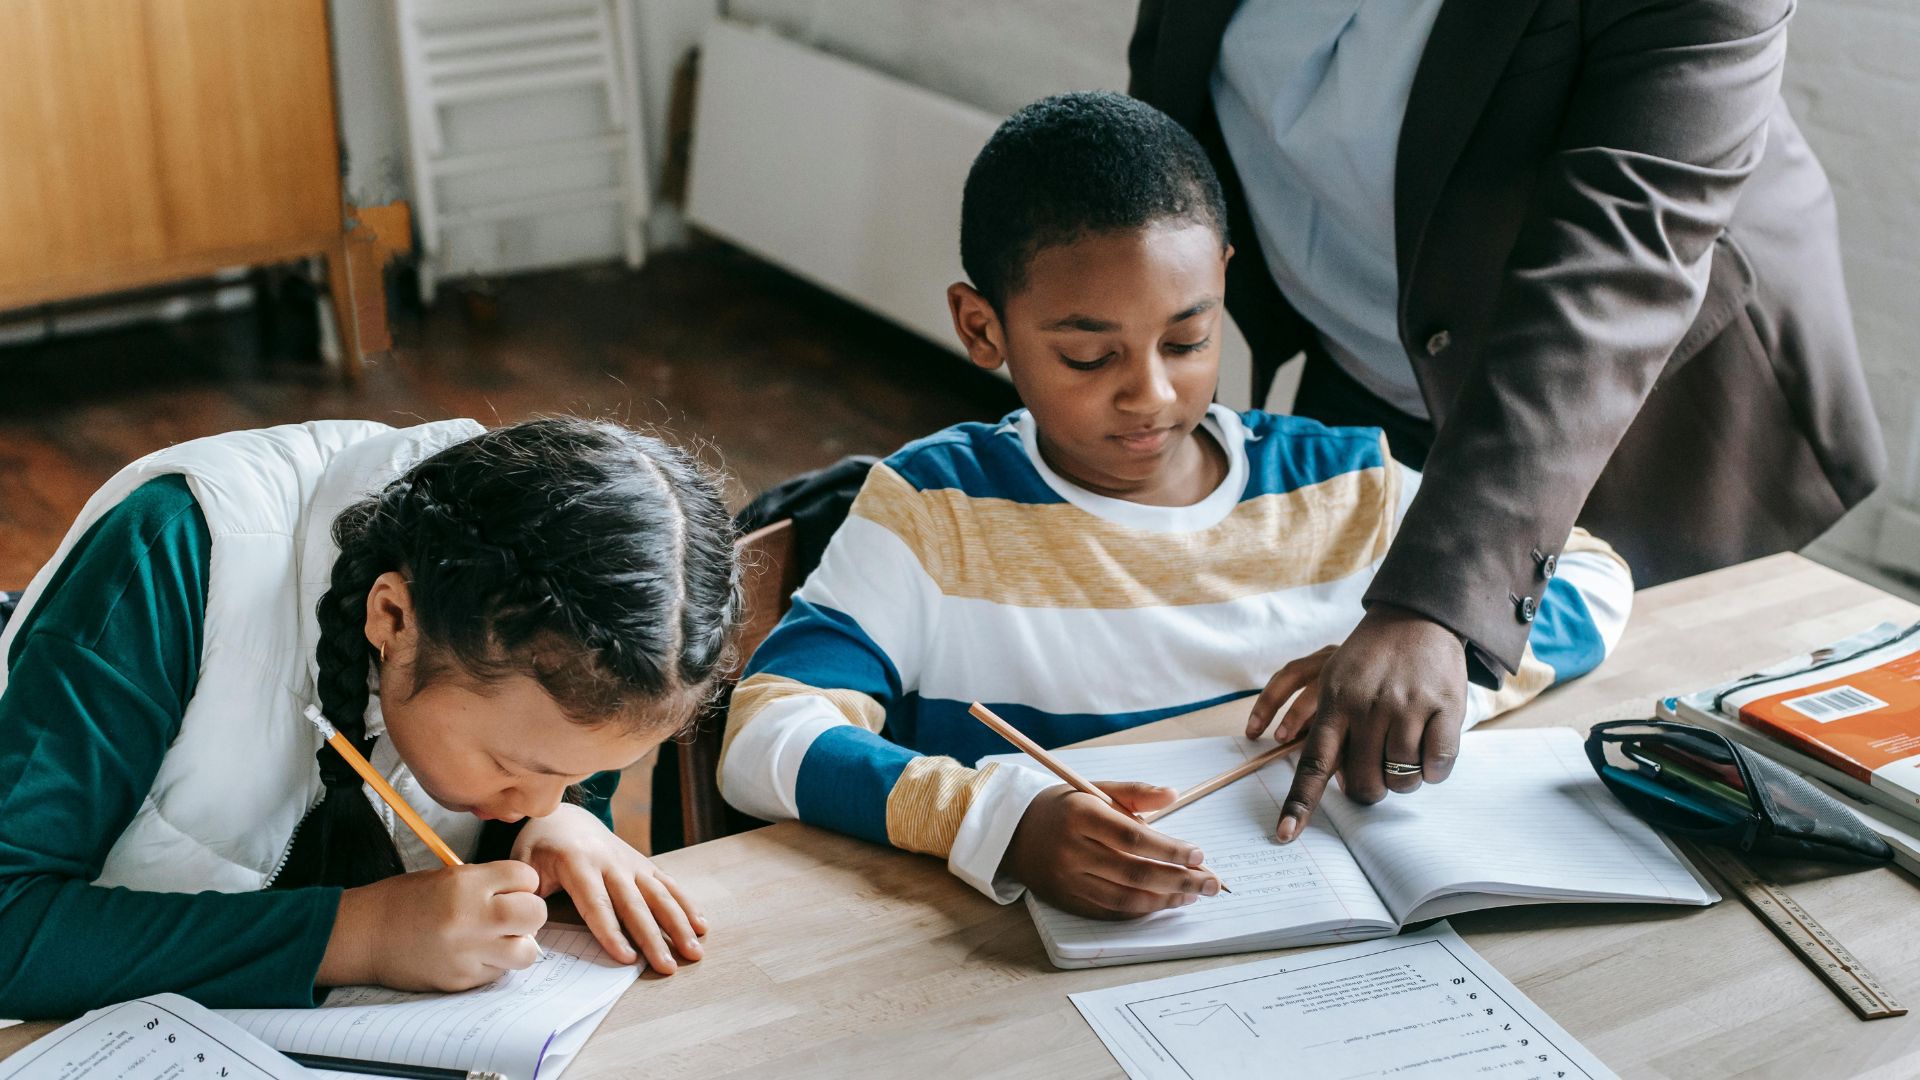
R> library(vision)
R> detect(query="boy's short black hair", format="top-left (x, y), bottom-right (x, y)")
top-left (960, 90), bottom-right (1229, 311)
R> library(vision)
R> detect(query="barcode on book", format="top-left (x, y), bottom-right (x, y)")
top-left (1782, 685), bottom-right (1888, 723)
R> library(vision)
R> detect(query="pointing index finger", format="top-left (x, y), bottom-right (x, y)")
top-left (1277, 709), bottom-right (1347, 842)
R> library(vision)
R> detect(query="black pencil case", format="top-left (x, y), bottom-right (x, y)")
top-left (1584, 718), bottom-right (1892, 866)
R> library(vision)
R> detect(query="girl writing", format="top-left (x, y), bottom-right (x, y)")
top-left (0, 416), bottom-right (739, 1017)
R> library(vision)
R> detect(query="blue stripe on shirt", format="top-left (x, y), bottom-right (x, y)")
top-left (883, 411), bottom-right (1390, 510)
top-left (794, 725), bottom-right (916, 844)
top-left (883, 419), bottom-right (1063, 505)
top-left (742, 596), bottom-right (902, 702)
top-left (1529, 575), bottom-right (1605, 682)
top-left (1239, 411), bottom-right (1387, 502)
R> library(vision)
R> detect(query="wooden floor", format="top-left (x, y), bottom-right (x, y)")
top-left (0, 242), bottom-right (1018, 849)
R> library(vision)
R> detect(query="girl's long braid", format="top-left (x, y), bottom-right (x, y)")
top-left (274, 500), bottom-right (409, 888)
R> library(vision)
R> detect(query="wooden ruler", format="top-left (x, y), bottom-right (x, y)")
top-left (1687, 841), bottom-right (1906, 1020)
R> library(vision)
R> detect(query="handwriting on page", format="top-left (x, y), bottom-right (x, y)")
top-left (221, 926), bottom-right (637, 1080)
top-left (0, 996), bottom-right (306, 1080)
top-left (994, 739), bottom-right (1394, 956)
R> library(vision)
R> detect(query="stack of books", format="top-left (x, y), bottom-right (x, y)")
top-left (1660, 621), bottom-right (1920, 872)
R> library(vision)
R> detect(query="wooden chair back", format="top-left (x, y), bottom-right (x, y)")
top-left (674, 518), bottom-right (801, 847)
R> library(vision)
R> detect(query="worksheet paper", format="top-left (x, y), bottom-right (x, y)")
top-left (0, 994), bottom-right (306, 1080)
top-left (1070, 922), bottom-right (1616, 1080)
top-left (221, 925), bottom-right (636, 1080)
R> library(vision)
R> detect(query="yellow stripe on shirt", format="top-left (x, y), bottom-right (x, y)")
top-left (1562, 527), bottom-right (1620, 561)
top-left (853, 460), bottom-right (1396, 610)
top-left (1480, 644), bottom-right (1558, 718)
top-left (885, 756), bottom-right (1002, 857)
top-left (722, 672), bottom-right (887, 774)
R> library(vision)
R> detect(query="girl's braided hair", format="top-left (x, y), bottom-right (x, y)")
top-left (271, 417), bottom-right (741, 890)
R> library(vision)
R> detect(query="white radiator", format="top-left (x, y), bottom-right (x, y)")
top-left (685, 19), bottom-right (1260, 408)
top-left (687, 20), bottom-right (990, 351)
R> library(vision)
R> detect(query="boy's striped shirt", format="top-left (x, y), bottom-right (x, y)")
top-left (720, 406), bottom-right (1631, 899)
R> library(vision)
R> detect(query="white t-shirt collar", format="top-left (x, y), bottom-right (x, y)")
top-left (1011, 403), bottom-right (1249, 533)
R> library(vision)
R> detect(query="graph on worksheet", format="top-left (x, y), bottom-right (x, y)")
top-left (1072, 924), bottom-right (1616, 1080)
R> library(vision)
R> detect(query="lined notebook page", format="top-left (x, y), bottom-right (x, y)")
top-left (981, 739), bottom-right (1393, 963)
top-left (1319, 727), bottom-right (1717, 922)
top-left (221, 926), bottom-right (636, 1080)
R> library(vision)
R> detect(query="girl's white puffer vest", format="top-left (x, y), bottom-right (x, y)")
top-left (0, 419), bottom-right (491, 892)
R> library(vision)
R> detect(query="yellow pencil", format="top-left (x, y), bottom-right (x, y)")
top-left (311, 713), bottom-right (465, 867)
top-left (967, 702), bottom-right (1230, 893)
top-left (306, 710), bottom-right (544, 958)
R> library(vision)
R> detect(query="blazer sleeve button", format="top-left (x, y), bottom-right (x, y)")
top-left (1425, 329), bottom-right (1451, 357)
top-left (1512, 592), bottom-right (1537, 623)
top-left (1531, 547), bottom-right (1557, 580)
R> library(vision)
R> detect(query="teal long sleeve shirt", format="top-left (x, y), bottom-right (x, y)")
top-left (0, 477), bottom-right (619, 1019)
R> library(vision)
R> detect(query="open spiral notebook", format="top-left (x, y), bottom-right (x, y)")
top-left (982, 727), bottom-right (1717, 968)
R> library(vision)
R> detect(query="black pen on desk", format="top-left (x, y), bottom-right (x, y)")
top-left (286, 1052), bottom-right (505, 1080)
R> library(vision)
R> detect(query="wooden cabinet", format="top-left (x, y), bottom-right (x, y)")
top-left (0, 0), bottom-right (367, 374)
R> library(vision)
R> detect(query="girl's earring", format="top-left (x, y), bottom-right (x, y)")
top-left (379, 643), bottom-right (388, 665)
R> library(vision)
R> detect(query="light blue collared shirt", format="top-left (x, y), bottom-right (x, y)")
top-left (1212, 0), bottom-right (1448, 419)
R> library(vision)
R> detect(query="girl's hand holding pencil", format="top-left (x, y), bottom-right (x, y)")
top-left (307, 709), bottom-right (553, 990)
top-left (318, 861), bottom-right (548, 992)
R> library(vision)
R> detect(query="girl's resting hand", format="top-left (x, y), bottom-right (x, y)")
top-left (322, 860), bottom-right (546, 992)
top-left (512, 802), bottom-right (708, 973)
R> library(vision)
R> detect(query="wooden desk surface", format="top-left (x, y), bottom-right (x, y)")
top-left (6, 554), bottom-right (1919, 1076)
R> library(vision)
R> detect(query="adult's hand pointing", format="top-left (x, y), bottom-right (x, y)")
top-left (1253, 604), bottom-right (1467, 842)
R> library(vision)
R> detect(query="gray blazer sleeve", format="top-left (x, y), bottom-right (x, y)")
top-left (1365, 0), bottom-right (1794, 676)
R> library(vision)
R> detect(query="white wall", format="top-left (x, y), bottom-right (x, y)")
top-left (324, 0), bottom-right (1919, 580)
top-left (322, 0), bottom-right (1134, 215)
top-left (1783, 0), bottom-right (1920, 595)
top-left (327, 0), bottom-right (412, 209)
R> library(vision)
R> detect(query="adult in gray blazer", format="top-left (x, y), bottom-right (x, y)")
top-left (1130, 0), bottom-right (1885, 834)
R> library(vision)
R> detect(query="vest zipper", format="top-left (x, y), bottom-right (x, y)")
top-left (262, 807), bottom-right (310, 888)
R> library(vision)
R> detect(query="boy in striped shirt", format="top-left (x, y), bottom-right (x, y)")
top-left (720, 92), bottom-right (1631, 919)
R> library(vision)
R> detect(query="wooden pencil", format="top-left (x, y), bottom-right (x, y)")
top-left (305, 710), bottom-right (545, 958)
top-left (1140, 734), bottom-right (1305, 824)
top-left (310, 714), bottom-right (465, 867)
top-left (966, 702), bottom-right (1230, 893)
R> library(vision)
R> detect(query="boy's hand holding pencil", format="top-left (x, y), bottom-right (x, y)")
top-left (1000, 780), bottom-right (1223, 919)
top-left (972, 703), bottom-right (1226, 921)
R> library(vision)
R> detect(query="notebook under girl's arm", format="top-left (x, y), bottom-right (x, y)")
top-left (219, 926), bottom-right (636, 1080)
